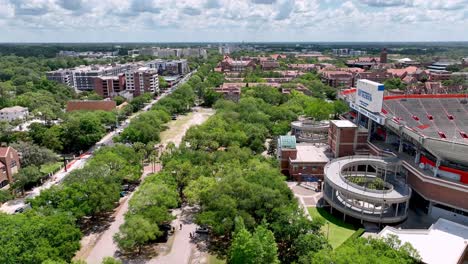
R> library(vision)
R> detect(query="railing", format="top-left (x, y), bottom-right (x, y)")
top-left (323, 193), bottom-right (408, 223)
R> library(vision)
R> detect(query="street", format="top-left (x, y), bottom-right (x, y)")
top-left (0, 71), bottom-right (196, 214)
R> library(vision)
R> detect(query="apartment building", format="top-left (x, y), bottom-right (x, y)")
top-left (47, 64), bottom-right (137, 92)
top-left (125, 67), bottom-right (159, 96)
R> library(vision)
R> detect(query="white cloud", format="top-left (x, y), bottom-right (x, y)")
top-left (0, 0), bottom-right (466, 42)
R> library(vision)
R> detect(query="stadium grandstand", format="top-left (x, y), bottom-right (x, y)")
top-left (337, 81), bottom-right (468, 226)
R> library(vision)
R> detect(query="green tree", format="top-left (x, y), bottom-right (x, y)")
top-left (228, 221), bottom-right (280, 264)
top-left (114, 215), bottom-right (161, 254)
top-left (11, 141), bottom-right (58, 167)
top-left (12, 166), bottom-right (43, 194)
top-left (0, 189), bottom-right (13, 203)
top-left (113, 96), bottom-right (126, 106)
top-left (384, 78), bottom-right (407, 90)
top-left (0, 212), bottom-right (81, 264)
top-left (303, 235), bottom-right (420, 264)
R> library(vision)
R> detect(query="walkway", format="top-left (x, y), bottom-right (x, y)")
top-left (79, 107), bottom-right (214, 264)
top-left (287, 181), bottom-right (323, 220)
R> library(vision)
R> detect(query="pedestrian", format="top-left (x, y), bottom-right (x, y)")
top-left (189, 232), bottom-right (193, 239)
top-left (180, 223), bottom-right (182, 230)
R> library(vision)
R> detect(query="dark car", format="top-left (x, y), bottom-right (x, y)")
top-left (14, 207), bottom-right (24, 214)
top-left (195, 227), bottom-right (209, 234)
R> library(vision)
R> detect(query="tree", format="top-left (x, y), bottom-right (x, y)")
top-left (384, 78), bottom-right (407, 90)
top-left (228, 220), bottom-right (280, 264)
top-left (31, 165), bottom-right (121, 219)
top-left (113, 96), bottom-right (126, 106)
top-left (302, 236), bottom-right (421, 264)
top-left (61, 112), bottom-right (106, 153)
top-left (0, 189), bottom-right (13, 203)
top-left (159, 76), bottom-right (169, 89)
top-left (11, 141), bottom-right (58, 167)
top-left (0, 212), bottom-right (81, 264)
top-left (12, 166), bottom-right (43, 194)
top-left (333, 100), bottom-right (349, 118)
top-left (114, 215), bottom-right (161, 254)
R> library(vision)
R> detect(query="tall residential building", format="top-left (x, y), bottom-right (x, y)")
top-left (47, 63), bottom-right (137, 92)
top-left (46, 69), bottom-right (72, 86)
top-left (146, 59), bottom-right (189, 75)
top-left (125, 67), bottom-right (159, 96)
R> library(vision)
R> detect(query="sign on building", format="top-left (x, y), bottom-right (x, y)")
top-left (355, 79), bottom-right (384, 113)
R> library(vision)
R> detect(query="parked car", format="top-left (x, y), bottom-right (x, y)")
top-left (195, 227), bottom-right (209, 234)
top-left (171, 114), bottom-right (177, 120)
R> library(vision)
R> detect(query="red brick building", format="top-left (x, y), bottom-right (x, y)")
top-left (260, 61), bottom-right (280, 70)
top-left (328, 120), bottom-right (367, 158)
top-left (0, 147), bottom-right (20, 188)
top-left (219, 56), bottom-right (256, 72)
top-left (277, 135), bottom-right (330, 181)
top-left (321, 71), bottom-right (354, 88)
top-left (66, 100), bottom-right (116, 112)
top-left (93, 74), bottom-right (126, 98)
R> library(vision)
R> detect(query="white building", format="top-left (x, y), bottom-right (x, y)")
top-left (379, 218), bottom-right (468, 264)
top-left (0, 106), bottom-right (29, 122)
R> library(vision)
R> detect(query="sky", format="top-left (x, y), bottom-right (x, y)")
top-left (0, 0), bottom-right (467, 42)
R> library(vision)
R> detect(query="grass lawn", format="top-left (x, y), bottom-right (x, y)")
top-left (308, 207), bottom-right (357, 248)
top-left (208, 254), bottom-right (225, 264)
top-left (40, 162), bottom-right (62, 175)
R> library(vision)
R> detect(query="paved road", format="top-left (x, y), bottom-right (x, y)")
top-left (0, 71), bottom-right (196, 215)
top-left (148, 206), bottom-right (197, 264)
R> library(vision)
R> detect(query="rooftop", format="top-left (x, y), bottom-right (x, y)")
top-left (0, 106), bottom-right (28, 113)
top-left (0, 147), bottom-right (11, 157)
top-left (379, 218), bottom-right (468, 264)
top-left (292, 144), bottom-right (330, 163)
top-left (331, 120), bottom-right (357, 128)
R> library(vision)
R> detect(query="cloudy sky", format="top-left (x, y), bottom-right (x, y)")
top-left (0, 0), bottom-right (467, 42)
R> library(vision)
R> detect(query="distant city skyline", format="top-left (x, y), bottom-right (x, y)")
top-left (0, 0), bottom-right (467, 42)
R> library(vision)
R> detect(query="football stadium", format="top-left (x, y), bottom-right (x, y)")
top-left (330, 80), bottom-right (468, 225)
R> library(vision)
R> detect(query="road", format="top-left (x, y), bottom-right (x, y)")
top-left (0, 71), bottom-right (196, 215)
top-left (81, 107), bottom-right (214, 264)
top-left (148, 206), bottom-right (197, 264)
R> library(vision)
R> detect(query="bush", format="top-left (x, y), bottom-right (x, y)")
top-left (0, 189), bottom-right (13, 203)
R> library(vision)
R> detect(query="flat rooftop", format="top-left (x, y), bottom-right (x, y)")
top-left (331, 119), bottom-right (357, 128)
top-left (379, 218), bottom-right (468, 264)
top-left (292, 144), bottom-right (330, 163)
